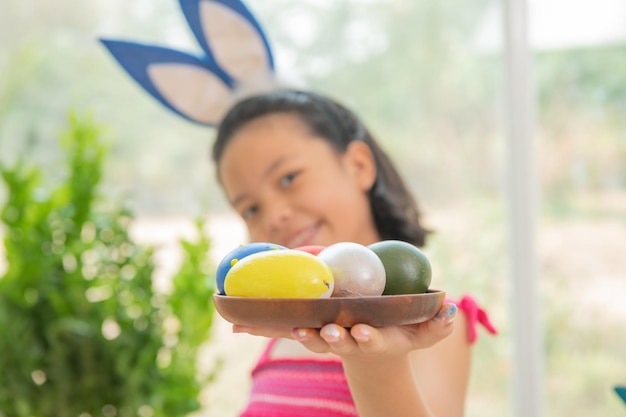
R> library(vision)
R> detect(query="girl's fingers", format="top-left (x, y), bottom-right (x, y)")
top-left (351, 302), bottom-right (458, 354)
top-left (430, 302), bottom-right (458, 327)
top-left (292, 324), bottom-right (359, 355)
top-left (413, 302), bottom-right (458, 347)
top-left (290, 327), bottom-right (332, 353)
top-left (350, 324), bottom-right (385, 353)
top-left (320, 324), bottom-right (359, 354)
top-left (236, 302), bottom-right (458, 358)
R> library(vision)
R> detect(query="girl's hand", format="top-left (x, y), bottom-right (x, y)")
top-left (231, 302), bottom-right (458, 361)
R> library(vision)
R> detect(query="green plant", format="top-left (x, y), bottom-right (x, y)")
top-left (0, 112), bottom-right (216, 417)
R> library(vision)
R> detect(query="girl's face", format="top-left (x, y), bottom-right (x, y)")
top-left (218, 112), bottom-right (380, 248)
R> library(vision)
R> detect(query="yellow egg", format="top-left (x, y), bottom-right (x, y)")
top-left (224, 249), bottom-right (335, 298)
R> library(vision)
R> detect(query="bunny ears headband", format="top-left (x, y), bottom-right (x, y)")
top-left (100, 0), bottom-right (276, 126)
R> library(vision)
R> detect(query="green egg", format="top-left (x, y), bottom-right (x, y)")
top-left (368, 240), bottom-right (432, 295)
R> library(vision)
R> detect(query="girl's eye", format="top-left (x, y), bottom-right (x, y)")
top-left (279, 172), bottom-right (298, 187)
top-left (241, 205), bottom-right (258, 220)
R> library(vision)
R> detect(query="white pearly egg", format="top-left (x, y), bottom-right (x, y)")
top-left (317, 242), bottom-right (386, 297)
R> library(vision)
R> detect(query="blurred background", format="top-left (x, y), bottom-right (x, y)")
top-left (1, 0), bottom-right (625, 416)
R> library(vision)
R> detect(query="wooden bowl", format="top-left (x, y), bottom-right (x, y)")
top-left (213, 289), bottom-right (445, 328)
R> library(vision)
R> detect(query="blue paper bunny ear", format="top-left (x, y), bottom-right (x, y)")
top-left (615, 386), bottom-right (626, 405)
top-left (179, 0), bottom-right (275, 80)
top-left (100, 0), bottom-right (276, 127)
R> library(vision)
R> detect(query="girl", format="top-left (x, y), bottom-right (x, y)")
top-left (212, 89), bottom-right (495, 417)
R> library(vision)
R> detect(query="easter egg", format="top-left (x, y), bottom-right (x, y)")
top-left (215, 242), bottom-right (286, 295)
top-left (368, 240), bottom-right (432, 295)
top-left (224, 249), bottom-right (334, 298)
top-left (317, 242), bottom-right (386, 297)
top-left (294, 245), bottom-right (326, 256)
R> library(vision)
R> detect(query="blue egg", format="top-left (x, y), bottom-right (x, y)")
top-left (215, 242), bottom-right (287, 295)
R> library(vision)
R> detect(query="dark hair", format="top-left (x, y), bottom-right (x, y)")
top-left (212, 89), bottom-right (431, 247)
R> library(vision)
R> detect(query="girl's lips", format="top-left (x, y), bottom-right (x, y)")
top-left (282, 223), bottom-right (322, 248)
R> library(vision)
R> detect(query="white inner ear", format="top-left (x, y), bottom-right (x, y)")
top-left (149, 63), bottom-right (232, 125)
top-left (200, 1), bottom-right (271, 82)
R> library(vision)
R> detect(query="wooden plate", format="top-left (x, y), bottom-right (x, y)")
top-left (213, 289), bottom-right (445, 328)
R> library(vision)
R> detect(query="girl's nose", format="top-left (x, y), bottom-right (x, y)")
top-left (265, 198), bottom-right (293, 231)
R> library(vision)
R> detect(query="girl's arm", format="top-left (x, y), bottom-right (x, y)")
top-left (292, 302), bottom-right (467, 417)
top-left (233, 302), bottom-right (469, 417)
top-left (342, 354), bottom-right (434, 417)
top-left (410, 312), bottom-right (471, 417)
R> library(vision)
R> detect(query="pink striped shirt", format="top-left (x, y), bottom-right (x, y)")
top-left (239, 295), bottom-right (496, 417)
